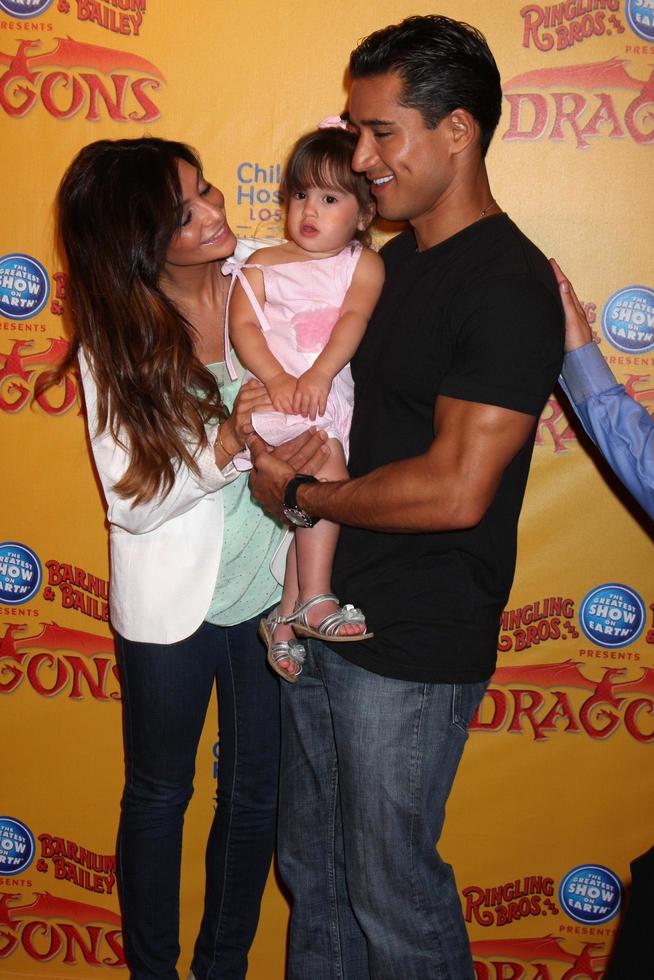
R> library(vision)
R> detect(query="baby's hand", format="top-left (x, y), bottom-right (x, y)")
top-left (267, 372), bottom-right (298, 414)
top-left (294, 367), bottom-right (332, 420)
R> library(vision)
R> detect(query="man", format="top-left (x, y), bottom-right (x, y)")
top-left (250, 16), bottom-right (564, 979)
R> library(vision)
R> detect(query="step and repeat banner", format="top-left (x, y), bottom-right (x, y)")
top-left (1, 1), bottom-right (652, 977)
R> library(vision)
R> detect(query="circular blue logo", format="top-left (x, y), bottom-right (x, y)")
top-left (579, 583), bottom-right (645, 648)
top-left (625, 0), bottom-right (654, 42)
top-left (602, 286), bottom-right (654, 354)
top-left (0, 0), bottom-right (54, 17)
top-left (0, 542), bottom-right (42, 606)
top-left (0, 817), bottom-right (36, 875)
top-left (0, 254), bottom-right (50, 321)
top-left (559, 864), bottom-right (622, 925)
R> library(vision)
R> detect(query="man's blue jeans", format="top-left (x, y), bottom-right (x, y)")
top-left (278, 639), bottom-right (487, 980)
top-left (114, 615), bottom-right (280, 980)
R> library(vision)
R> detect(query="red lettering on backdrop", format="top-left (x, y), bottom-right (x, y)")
top-left (0, 891), bottom-right (124, 968)
top-left (0, 37), bottom-right (164, 122)
top-left (502, 58), bottom-right (654, 147)
top-left (0, 339), bottom-right (77, 416)
top-left (0, 623), bottom-right (120, 702)
top-left (521, 1), bottom-right (623, 53)
top-left (472, 935), bottom-right (607, 978)
top-left (471, 661), bottom-right (654, 742)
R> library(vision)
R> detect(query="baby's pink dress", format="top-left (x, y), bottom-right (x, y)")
top-left (223, 241), bottom-right (362, 467)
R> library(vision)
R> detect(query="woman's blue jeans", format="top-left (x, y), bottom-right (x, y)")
top-left (278, 639), bottom-right (487, 980)
top-left (114, 615), bottom-right (280, 980)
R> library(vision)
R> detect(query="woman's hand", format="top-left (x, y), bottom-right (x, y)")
top-left (231, 379), bottom-right (273, 445)
top-left (550, 258), bottom-right (595, 353)
top-left (214, 380), bottom-right (272, 464)
top-left (294, 366), bottom-right (332, 420)
top-left (267, 371), bottom-right (298, 414)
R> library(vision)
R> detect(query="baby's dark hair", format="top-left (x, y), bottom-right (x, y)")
top-left (281, 127), bottom-right (374, 244)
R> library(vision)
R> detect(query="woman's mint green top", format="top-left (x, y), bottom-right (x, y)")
top-left (204, 358), bottom-right (283, 626)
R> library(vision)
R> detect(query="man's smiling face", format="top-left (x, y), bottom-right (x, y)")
top-left (349, 71), bottom-right (454, 230)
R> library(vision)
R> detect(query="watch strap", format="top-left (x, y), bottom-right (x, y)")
top-left (283, 474), bottom-right (319, 528)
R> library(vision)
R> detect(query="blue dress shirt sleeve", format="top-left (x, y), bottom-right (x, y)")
top-left (559, 342), bottom-right (654, 519)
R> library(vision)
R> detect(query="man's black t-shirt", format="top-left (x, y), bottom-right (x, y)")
top-left (331, 214), bottom-right (564, 684)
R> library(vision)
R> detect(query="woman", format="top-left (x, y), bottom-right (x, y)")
top-left (56, 137), bottom-right (324, 980)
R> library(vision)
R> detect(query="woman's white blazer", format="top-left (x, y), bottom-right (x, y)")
top-left (80, 349), bottom-right (244, 644)
top-left (79, 240), bottom-right (286, 644)
top-left (79, 352), bottom-right (289, 643)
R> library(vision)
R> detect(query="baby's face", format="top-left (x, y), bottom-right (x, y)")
top-left (286, 184), bottom-right (363, 257)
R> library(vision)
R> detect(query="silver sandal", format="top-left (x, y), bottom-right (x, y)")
top-left (289, 593), bottom-right (373, 643)
top-left (259, 609), bottom-right (306, 683)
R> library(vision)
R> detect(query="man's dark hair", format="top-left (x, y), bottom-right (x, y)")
top-left (349, 15), bottom-right (502, 156)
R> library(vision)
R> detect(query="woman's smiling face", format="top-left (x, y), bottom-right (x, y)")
top-left (165, 158), bottom-right (237, 267)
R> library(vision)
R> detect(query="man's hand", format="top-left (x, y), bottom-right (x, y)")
top-left (248, 429), bottom-right (330, 520)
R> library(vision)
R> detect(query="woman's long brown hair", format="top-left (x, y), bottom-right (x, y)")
top-left (55, 137), bottom-right (227, 505)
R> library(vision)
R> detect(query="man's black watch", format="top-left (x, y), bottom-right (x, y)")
top-left (283, 474), bottom-right (320, 528)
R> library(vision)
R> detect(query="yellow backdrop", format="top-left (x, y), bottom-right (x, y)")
top-left (1, 1), bottom-right (652, 978)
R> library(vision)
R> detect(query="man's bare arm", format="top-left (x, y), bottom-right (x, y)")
top-left (250, 395), bottom-right (537, 532)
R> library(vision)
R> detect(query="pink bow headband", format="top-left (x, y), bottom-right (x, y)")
top-left (318, 114), bottom-right (349, 131)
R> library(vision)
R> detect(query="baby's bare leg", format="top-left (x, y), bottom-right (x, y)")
top-left (294, 439), bottom-right (364, 637)
top-left (272, 538), bottom-right (301, 677)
